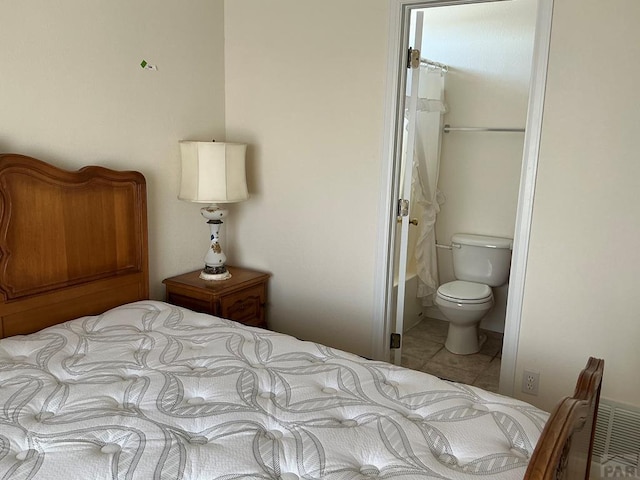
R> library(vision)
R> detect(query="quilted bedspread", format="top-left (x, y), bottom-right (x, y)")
top-left (0, 301), bottom-right (548, 479)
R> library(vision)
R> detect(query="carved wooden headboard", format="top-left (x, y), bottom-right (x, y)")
top-left (0, 154), bottom-right (148, 337)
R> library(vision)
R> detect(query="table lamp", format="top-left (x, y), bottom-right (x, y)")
top-left (178, 141), bottom-right (248, 281)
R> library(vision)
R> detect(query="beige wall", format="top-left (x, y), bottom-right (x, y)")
top-left (0, 0), bottom-right (226, 298)
top-left (223, 0), bottom-right (389, 356)
top-left (515, 0), bottom-right (640, 411)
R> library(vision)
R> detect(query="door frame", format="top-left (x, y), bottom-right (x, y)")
top-left (372, 0), bottom-right (554, 396)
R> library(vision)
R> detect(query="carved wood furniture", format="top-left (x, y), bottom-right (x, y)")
top-left (524, 357), bottom-right (604, 480)
top-left (0, 154), bottom-right (148, 338)
top-left (163, 267), bottom-right (269, 328)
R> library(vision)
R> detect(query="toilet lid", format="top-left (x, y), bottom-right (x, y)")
top-left (437, 281), bottom-right (492, 303)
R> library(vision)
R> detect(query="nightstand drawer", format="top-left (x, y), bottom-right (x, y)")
top-left (163, 267), bottom-right (270, 329)
top-left (166, 291), bottom-right (213, 315)
top-left (220, 284), bottom-right (266, 327)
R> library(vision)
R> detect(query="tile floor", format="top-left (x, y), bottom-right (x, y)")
top-left (401, 317), bottom-right (503, 392)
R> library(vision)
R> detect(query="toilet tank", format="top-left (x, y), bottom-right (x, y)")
top-left (451, 234), bottom-right (513, 287)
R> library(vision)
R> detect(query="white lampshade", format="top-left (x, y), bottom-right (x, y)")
top-left (178, 141), bottom-right (248, 203)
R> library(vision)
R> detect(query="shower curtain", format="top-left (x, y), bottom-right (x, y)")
top-left (412, 66), bottom-right (447, 306)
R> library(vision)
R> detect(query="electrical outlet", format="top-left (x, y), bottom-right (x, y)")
top-left (521, 370), bottom-right (540, 395)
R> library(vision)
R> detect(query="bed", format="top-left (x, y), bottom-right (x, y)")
top-left (0, 154), bottom-right (603, 480)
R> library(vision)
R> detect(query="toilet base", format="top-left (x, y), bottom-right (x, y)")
top-left (445, 325), bottom-right (487, 355)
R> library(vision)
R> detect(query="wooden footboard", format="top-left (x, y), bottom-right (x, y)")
top-left (0, 154), bottom-right (148, 337)
top-left (524, 357), bottom-right (604, 480)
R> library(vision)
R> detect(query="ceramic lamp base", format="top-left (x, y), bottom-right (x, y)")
top-left (199, 204), bottom-right (232, 281)
top-left (199, 268), bottom-right (232, 281)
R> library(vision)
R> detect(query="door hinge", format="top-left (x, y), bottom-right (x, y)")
top-left (407, 47), bottom-right (420, 69)
top-left (398, 199), bottom-right (409, 217)
top-left (390, 333), bottom-right (402, 349)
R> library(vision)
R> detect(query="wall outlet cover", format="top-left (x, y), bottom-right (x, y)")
top-left (522, 370), bottom-right (540, 395)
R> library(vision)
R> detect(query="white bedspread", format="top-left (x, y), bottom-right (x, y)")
top-left (0, 301), bottom-right (547, 479)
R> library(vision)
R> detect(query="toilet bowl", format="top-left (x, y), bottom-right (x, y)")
top-left (434, 233), bottom-right (512, 355)
top-left (435, 280), bottom-right (494, 355)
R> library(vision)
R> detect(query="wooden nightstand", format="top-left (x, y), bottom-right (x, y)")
top-left (163, 266), bottom-right (270, 328)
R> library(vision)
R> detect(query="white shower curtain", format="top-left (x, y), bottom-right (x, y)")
top-left (412, 67), bottom-right (447, 306)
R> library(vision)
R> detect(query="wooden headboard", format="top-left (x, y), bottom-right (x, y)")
top-left (0, 154), bottom-right (148, 337)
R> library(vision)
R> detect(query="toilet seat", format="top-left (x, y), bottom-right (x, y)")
top-left (437, 280), bottom-right (492, 304)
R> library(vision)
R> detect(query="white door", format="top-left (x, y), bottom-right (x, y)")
top-left (391, 10), bottom-right (425, 366)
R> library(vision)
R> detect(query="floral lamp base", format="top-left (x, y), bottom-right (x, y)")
top-left (199, 204), bottom-right (232, 281)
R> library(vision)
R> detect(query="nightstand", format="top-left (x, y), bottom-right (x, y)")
top-left (163, 266), bottom-right (270, 328)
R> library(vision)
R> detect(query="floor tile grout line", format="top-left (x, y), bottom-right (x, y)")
top-left (402, 317), bottom-right (503, 392)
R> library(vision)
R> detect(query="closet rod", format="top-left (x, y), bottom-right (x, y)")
top-left (443, 124), bottom-right (525, 133)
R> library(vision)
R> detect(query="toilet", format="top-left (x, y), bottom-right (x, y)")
top-left (435, 233), bottom-right (513, 355)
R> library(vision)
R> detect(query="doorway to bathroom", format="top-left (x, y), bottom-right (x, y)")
top-left (378, 0), bottom-right (553, 395)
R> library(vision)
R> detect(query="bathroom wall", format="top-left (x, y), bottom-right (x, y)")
top-left (417, 0), bottom-right (537, 332)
